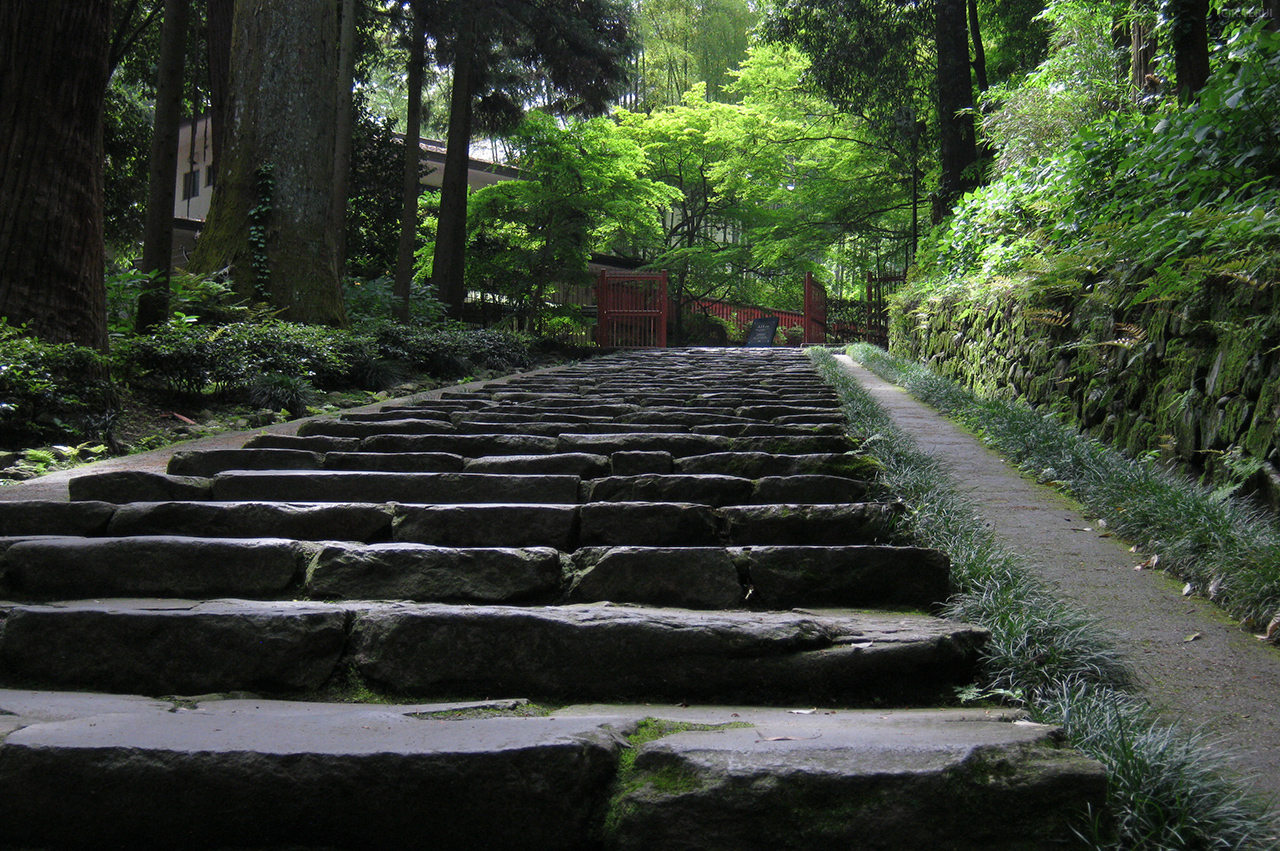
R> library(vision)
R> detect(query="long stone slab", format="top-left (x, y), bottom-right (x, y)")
top-left (209, 471), bottom-right (581, 504)
top-left (0, 500), bottom-right (115, 537)
top-left (298, 418), bottom-right (456, 438)
top-left (0, 535), bottom-right (310, 599)
top-left (720, 504), bottom-right (903, 545)
top-left (738, 546), bottom-right (951, 610)
top-left (69, 470), bottom-right (212, 503)
top-left (0, 695), bottom-right (619, 850)
top-left (582, 474), bottom-right (755, 507)
top-left (0, 599), bottom-right (347, 695)
top-left (106, 501), bottom-right (395, 542)
top-left (393, 503), bottom-right (578, 548)
top-left (322, 451), bottom-right (466, 472)
top-left (359, 433), bottom-right (561, 456)
top-left (579, 502), bottom-right (720, 547)
top-left (568, 547), bottom-right (743, 610)
top-left (350, 604), bottom-right (988, 705)
top-left (166, 448), bottom-right (324, 477)
top-left (675, 451), bottom-right (880, 479)
top-left (463, 452), bottom-right (611, 478)
top-left (306, 543), bottom-right (565, 603)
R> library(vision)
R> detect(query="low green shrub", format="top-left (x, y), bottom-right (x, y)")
top-left (0, 322), bottom-right (114, 448)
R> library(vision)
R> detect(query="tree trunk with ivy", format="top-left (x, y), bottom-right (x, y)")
top-left (188, 0), bottom-right (347, 327)
top-left (0, 0), bottom-right (111, 350)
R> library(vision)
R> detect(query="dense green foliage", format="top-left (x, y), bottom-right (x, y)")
top-left (912, 14), bottom-right (1280, 307)
top-left (813, 346), bottom-right (1279, 851)
top-left (0, 324), bottom-right (113, 449)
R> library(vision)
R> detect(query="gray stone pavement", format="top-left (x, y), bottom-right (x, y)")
top-left (837, 354), bottom-right (1280, 790)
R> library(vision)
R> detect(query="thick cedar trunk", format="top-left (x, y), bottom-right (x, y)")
top-left (935, 0), bottom-right (978, 213)
top-left (1171, 0), bottom-right (1211, 101)
top-left (137, 0), bottom-right (191, 333)
top-left (207, 0), bottom-right (234, 168)
top-left (433, 11), bottom-right (477, 319)
top-left (394, 2), bottom-right (427, 322)
top-left (1267, 0), bottom-right (1279, 31)
top-left (189, 0), bottom-right (347, 327)
top-left (332, 0), bottom-right (357, 278)
top-left (0, 0), bottom-right (110, 350)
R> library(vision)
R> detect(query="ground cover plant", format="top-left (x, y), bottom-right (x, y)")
top-left (808, 346), bottom-right (1278, 851)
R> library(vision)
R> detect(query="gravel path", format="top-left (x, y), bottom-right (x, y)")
top-left (837, 355), bottom-right (1280, 792)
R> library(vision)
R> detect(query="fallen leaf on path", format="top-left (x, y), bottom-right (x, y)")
top-left (787, 708), bottom-right (817, 715)
top-left (1184, 632), bottom-right (1203, 642)
top-left (1182, 582), bottom-right (1194, 596)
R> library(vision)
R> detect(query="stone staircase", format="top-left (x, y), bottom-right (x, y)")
top-left (0, 348), bottom-right (1105, 849)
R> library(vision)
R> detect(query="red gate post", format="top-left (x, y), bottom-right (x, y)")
top-left (657, 270), bottom-right (669, 349)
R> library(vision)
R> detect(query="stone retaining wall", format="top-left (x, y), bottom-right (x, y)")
top-left (889, 280), bottom-right (1280, 503)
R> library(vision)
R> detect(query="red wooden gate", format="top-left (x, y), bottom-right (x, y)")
top-left (596, 270), bottom-right (669, 348)
top-left (864, 272), bottom-right (904, 348)
top-left (803, 272), bottom-right (827, 345)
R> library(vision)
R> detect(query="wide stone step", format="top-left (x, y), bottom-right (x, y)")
top-left (0, 692), bottom-right (1107, 851)
top-left (208, 471), bottom-right (581, 503)
top-left (0, 601), bottom-right (986, 704)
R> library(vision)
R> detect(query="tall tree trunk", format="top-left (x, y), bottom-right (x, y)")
top-left (207, 0), bottom-right (234, 168)
top-left (1130, 9), bottom-right (1158, 98)
top-left (966, 0), bottom-right (988, 92)
top-left (395, 2), bottom-right (427, 322)
top-left (1170, 0), bottom-right (1211, 101)
top-left (332, 0), bottom-right (358, 280)
top-left (137, 0), bottom-right (191, 333)
top-left (1266, 0), bottom-right (1279, 32)
top-left (433, 9), bottom-right (477, 319)
top-left (188, 0), bottom-right (347, 327)
top-left (0, 0), bottom-right (110, 350)
top-left (935, 0), bottom-right (978, 213)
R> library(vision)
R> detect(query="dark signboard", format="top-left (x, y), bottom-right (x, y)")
top-left (743, 317), bottom-right (780, 348)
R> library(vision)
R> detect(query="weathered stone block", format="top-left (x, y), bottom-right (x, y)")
top-left (578, 502), bottom-right (720, 547)
top-left (393, 504), bottom-right (578, 549)
top-left (0, 500), bottom-right (115, 537)
top-left (209, 471), bottom-right (581, 504)
top-left (463, 453), bottom-right (610, 478)
top-left (569, 547), bottom-right (743, 609)
top-left (582, 475), bottom-right (753, 507)
top-left (350, 604), bottom-right (987, 705)
top-left (166, 448), bottom-right (324, 478)
top-left (739, 546), bottom-right (951, 610)
top-left (107, 501), bottom-right (395, 542)
top-left (322, 452), bottom-right (466, 472)
top-left (749, 475), bottom-right (870, 504)
top-left (720, 504), bottom-right (903, 546)
top-left (608, 711), bottom-right (1107, 851)
top-left (0, 599), bottom-right (347, 694)
top-left (0, 535), bottom-right (308, 598)
top-left (610, 451), bottom-right (674, 476)
top-left (68, 471), bottom-right (212, 503)
top-left (306, 543), bottom-right (564, 603)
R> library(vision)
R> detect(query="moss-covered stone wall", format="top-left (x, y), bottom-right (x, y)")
top-left (889, 280), bottom-right (1280, 503)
